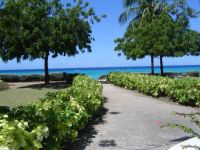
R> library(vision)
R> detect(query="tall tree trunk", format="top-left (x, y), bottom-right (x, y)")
top-left (150, 55), bottom-right (154, 75)
top-left (44, 50), bottom-right (49, 85)
top-left (160, 55), bottom-right (164, 76)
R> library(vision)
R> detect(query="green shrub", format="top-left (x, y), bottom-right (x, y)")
top-left (0, 75), bottom-right (20, 82)
top-left (68, 75), bottom-right (103, 115)
top-left (0, 115), bottom-right (49, 150)
top-left (108, 72), bottom-right (171, 97)
top-left (166, 78), bottom-right (200, 106)
top-left (0, 75), bottom-right (103, 150)
top-left (19, 75), bottom-right (44, 82)
top-left (186, 71), bottom-right (199, 77)
top-left (63, 73), bottom-right (81, 84)
top-left (0, 80), bottom-right (9, 91)
top-left (0, 73), bottom-right (80, 83)
top-left (0, 106), bottom-right (10, 114)
top-left (108, 72), bottom-right (200, 106)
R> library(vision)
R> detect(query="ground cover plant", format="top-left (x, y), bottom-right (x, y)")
top-left (108, 72), bottom-right (200, 107)
top-left (0, 75), bottom-right (103, 149)
top-left (162, 112), bottom-right (200, 149)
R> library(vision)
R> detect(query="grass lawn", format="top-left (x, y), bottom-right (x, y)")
top-left (0, 82), bottom-right (69, 108)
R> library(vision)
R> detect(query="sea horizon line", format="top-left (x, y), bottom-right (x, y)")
top-left (0, 64), bottom-right (200, 71)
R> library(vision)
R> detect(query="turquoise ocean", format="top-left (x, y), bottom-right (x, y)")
top-left (0, 65), bottom-right (200, 80)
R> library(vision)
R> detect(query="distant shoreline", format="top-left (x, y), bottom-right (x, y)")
top-left (0, 65), bottom-right (199, 79)
top-left (0, 64), bottom-right (200, 71)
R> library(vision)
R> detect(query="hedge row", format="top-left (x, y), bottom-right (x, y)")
top-left (0, 73), bottom-right (80, 83)
top-left (0, 75), bottom-right (103, 150)
top-left (108, 72), bottom-right (200, 106)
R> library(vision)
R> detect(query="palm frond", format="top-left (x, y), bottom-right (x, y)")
top-left (119, 11), bottom-right (129, 24)
top-left (123, 0), bottom-right (138, 8)
top-left (119, 7), bottom-right (140, 24)
top-left (127, 15), bottom-right (142, 29)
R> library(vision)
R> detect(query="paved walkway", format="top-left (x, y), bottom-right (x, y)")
top-left (69, 84), bottom-right (198, 150)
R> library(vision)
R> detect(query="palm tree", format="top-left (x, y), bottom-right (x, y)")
top-left (119, 0), bottom-right (163, 24)
top-left (119, 0), bottom-right (165, 75)
top-left (119, 0), bottom-right (196, 76)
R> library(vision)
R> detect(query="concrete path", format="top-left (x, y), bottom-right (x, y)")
top-left (69, 84), bottom-right (199, 150)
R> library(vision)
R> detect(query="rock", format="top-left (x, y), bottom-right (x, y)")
top-left (99, 75), bottom-right (107, 80)
top-left (98, 75), bottom-right (108, 84)
top-left (186, 71), bottom-right (199, 77)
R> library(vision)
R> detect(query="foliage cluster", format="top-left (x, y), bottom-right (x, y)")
top-left (108, 72), bottom-right (200, 106)
top-left (115, 0), bottom-right (200, 76)
top-left (167, 78), bottom-right (200, 106)
top-left (0, 73), bottom-right (80, 83)
top-left (0, 0), bottom-right (104, 84)
top-left (0, 80), bottom-right (9, 90)
top-left (186, 71), bottom-right (200, 77)
top-left (0, 75), bottom-right (103, 149)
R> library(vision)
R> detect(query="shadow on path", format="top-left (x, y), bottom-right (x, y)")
top-left (109, 111), bottom-right (120, 115)
top-left (18, 82), bottom-right (70, 90)
top-left (170, 136), bottom-right (192, 143)
top-left (62, 98), bottom-right (109, 150)
top-left (99, 140), bottom-right (117, 147)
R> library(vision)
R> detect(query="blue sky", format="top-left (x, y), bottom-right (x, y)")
top-left (0, 0), bottom-right (200, 70)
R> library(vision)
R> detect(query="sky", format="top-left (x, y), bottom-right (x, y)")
top-left (0, 0), bottom-right (200, 70)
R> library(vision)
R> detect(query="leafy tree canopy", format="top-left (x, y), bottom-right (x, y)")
top-left (115, 0), bottom-right (200, 75)
top-left (115, 12), bottom-right (178, 59)
top-left (0, 0), bottom-right (104, 84)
